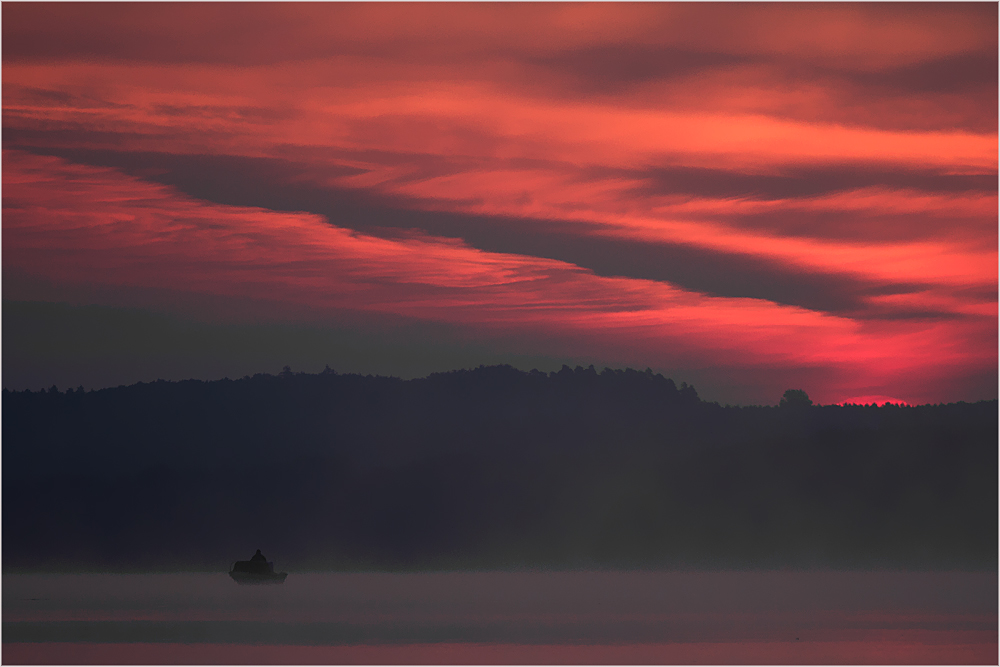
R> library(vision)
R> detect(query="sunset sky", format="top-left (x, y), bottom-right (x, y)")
top-left (3, 2), bottom-right (996, 405)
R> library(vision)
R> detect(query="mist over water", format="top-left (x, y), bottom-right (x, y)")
top-left (6, 370), bottom-right (996, 574)
top-left (4, 571), bottom-right (996, 661)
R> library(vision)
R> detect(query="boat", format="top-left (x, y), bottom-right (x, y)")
top-left (229, 549), bottom-right (288, 584)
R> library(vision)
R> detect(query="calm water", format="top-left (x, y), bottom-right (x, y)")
top-left (4, 571), bottom-right (996, 664)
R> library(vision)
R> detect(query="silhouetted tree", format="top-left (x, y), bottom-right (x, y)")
top-left (779, 388), bottom-right (812, 408)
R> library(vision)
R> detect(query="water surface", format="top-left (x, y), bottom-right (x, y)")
top-left (4, 571), bottom-right (996, 664)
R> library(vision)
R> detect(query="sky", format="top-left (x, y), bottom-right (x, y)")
top-left (2, 3), bottom-right (997, 406)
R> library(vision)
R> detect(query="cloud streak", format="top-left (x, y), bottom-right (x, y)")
top-left (2, 3), bottom-right (995, 404)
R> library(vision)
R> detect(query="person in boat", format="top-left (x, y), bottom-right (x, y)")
top-left (230, 549), bottom-right (287, 584)
top-left (232, 549), bottom-right (273, 575)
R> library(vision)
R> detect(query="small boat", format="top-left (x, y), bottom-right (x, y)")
top-left (229, 549), bottom-right (288, 584)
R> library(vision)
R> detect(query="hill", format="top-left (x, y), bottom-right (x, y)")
top-left (4, 365), bottom-right (996, 571)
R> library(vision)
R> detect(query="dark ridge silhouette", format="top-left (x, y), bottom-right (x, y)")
top-left (2, 365), bottom-right (995, 571)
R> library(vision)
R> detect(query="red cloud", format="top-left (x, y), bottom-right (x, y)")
top-left (2, 4), bottom-right (995, 404)
top-left (4, 150), bottom-right (995, 405)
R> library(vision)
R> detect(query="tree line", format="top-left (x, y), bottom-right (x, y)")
top-left (4, 364), bottom-right (996, 571)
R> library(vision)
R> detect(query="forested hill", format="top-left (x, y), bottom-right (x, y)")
top-left (4, 365), bottom-right (996, 571)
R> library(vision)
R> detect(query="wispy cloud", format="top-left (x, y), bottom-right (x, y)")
top-left (2, 3), bottom-right (995, 404)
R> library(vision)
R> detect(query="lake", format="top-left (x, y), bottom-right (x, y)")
top-left (3, 571), bottom-right (996, 664)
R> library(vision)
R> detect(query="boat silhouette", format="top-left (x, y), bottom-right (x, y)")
top-left (229, 549), bottom-right (288, 584)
